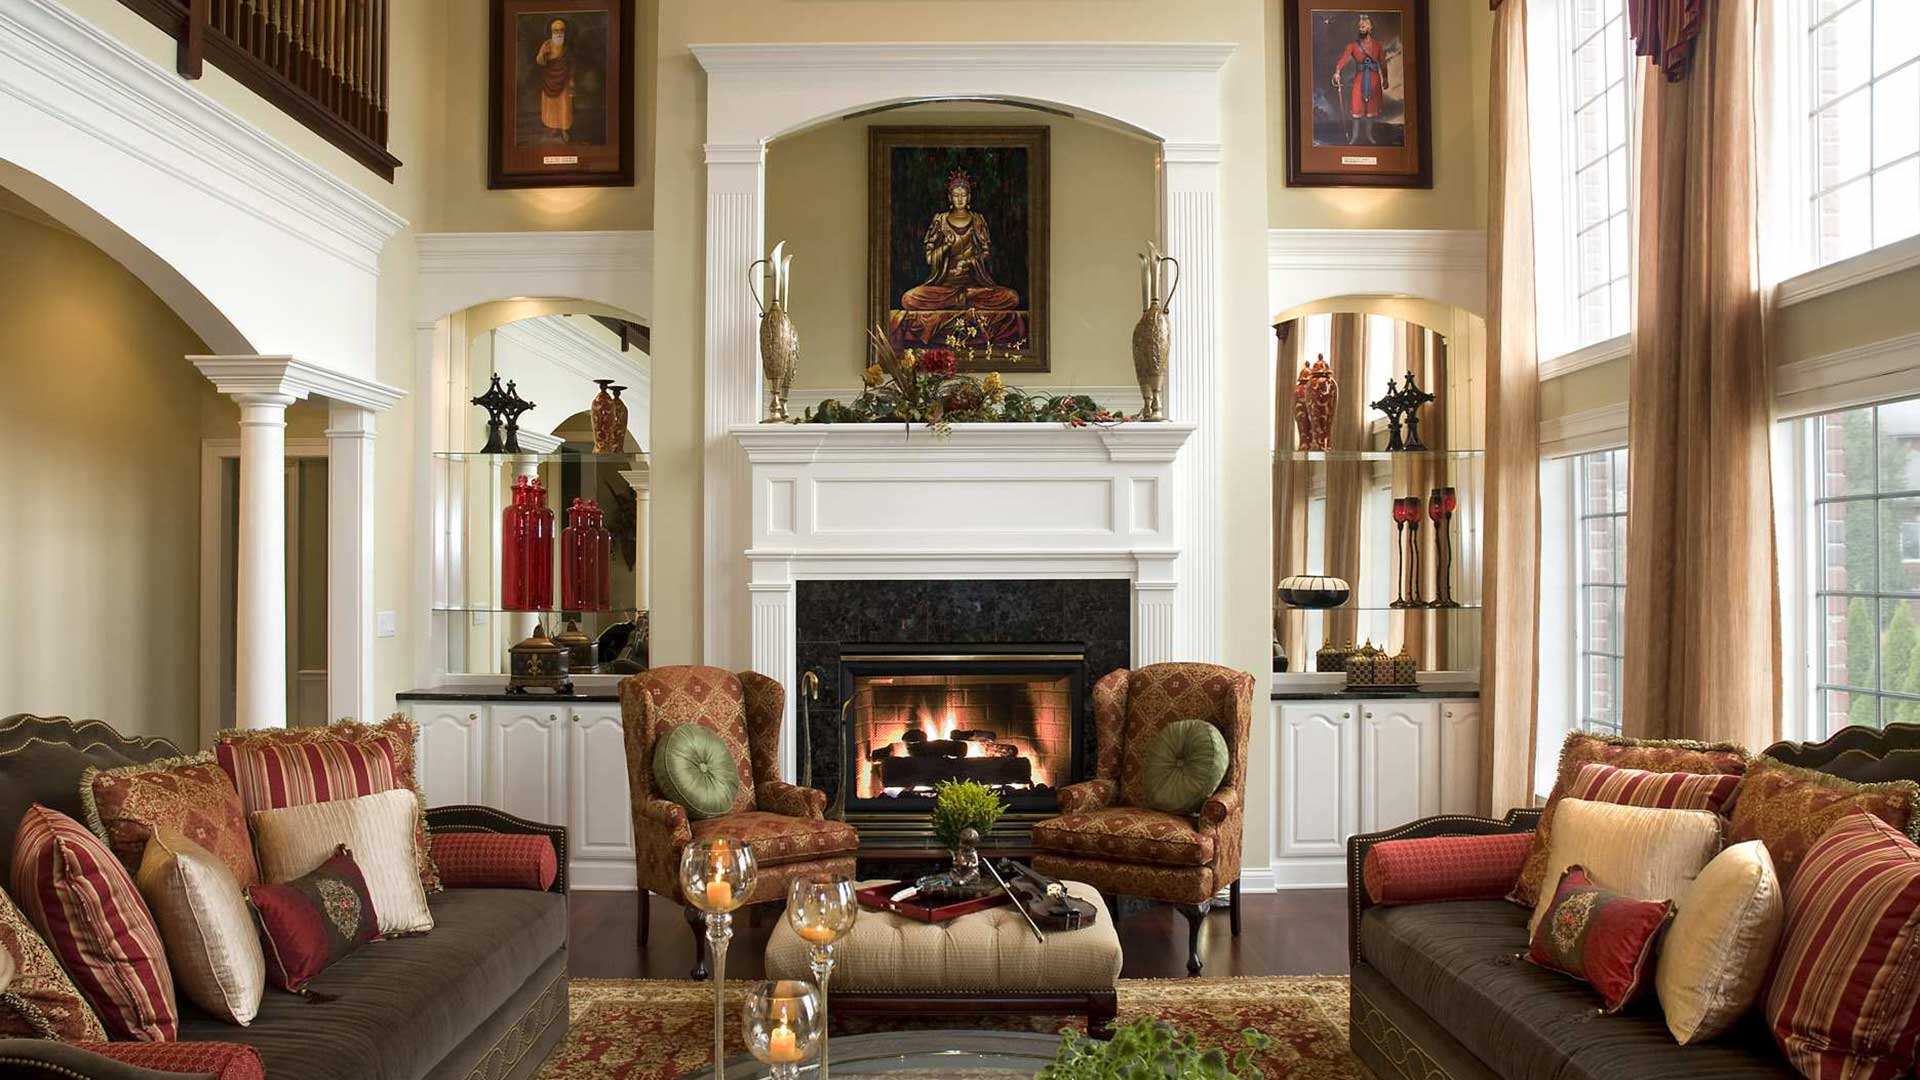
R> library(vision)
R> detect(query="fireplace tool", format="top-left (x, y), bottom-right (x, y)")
top-left (798, 670), bottom-right (821, 790)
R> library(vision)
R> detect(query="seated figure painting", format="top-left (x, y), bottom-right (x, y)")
top-left (870, 126), bottom-right (1049, 373)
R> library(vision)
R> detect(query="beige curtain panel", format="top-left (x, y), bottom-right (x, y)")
top-left (1324, 313), bottom-right (1370, 649)
top-left (1622, 0), bottom-right (1780, 751)
top-left (1480, 0), bottom-right (1542, 816)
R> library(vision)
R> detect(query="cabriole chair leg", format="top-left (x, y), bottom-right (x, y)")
top-left (1181, 903), bottom-right (1208, 976)
top-left (685, 902), bottom-right (710, 980)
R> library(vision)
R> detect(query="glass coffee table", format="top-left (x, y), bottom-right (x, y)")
top-left (684, 1031), bottom-right (1062, 1079)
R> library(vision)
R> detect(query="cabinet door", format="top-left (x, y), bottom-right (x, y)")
top-left (1277, 701), bottom-right (1359, 859)
top-left (1360, 701), bottom-right (1441, 833)
top-left (412, 705), bottom-right (485, 808)
top-left (484, 706), bottom-right (568, 826)
top-left (568, 705), bottom-right (635, 864)
top-left (1439, 701), bottom-right (1483, 815)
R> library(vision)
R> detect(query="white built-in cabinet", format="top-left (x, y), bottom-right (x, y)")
top-left (1272, 697), bottom-right (1480, 888)
top-left (409, 701), bottom-right (636, 890)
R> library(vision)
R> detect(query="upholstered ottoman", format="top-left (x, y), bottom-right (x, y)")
top-left (765, 879), bottom-right (1122, 1036)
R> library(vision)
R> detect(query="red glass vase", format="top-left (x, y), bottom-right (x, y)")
top-left (501, 478), bottom-right (533, 610)
top-left (593, 502), bottom-right (613, 611)
top-left (561, 498), bottom-right (590, 611)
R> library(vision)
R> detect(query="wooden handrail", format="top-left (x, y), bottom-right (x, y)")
top-left (119, 0), bottom-right (400, 180)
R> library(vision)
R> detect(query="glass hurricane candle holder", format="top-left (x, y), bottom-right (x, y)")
top-left (681, 839), bottom-right (758, 1079)
top-left (744, 980), bottom-right (821, 1080)
top-left (786, 875), bottom-right (857, 1080)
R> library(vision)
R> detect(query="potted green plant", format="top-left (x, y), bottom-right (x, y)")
top-left (1038, 1018), bottom-right (1271, 1080)
top-left (929, 779), bottom-right (1009, 884)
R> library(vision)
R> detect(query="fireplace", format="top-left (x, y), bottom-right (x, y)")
top-left (839, 649), bottom-right (1083, 828)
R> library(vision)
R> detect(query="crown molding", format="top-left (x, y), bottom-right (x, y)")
top-left (0, 0), bottom-right (405, 273)
top-left (1775, 331), bottom-right (1920, 419)
top-left (1776, 234), bottom-right (1920, 308)
top-left (1538, 403), bottom-right (1629, 458)
top-left (416, 231), bottom-right (654, 275)
top-left (495, 316), bottom-right (651, 397)
top-left (190, 355), bottom-right (404, 412)
top-left (1268, 229), bottom-right (1487, 274)
top-left (691, 42), bottom-right (1236, 75)
top-left (1539, 334), bottom-right (1630, 382)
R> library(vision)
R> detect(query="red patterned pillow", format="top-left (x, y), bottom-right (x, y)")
top-left (1728, 757), bottom-right (1920, 888)
top-left (216, 716), bottom-right (440, 893)
top-left (1510, 736), bottom-right (1749, 908)
top-left (245, 844), bottom-right (379, 992)
top-left (1767, 813), bottom-right (1920, 1080)
top-left (1527, 865), bottom-right (1675, 1013)
top-left (9, 805), bottom-right (177, 1040)
top-left (429, 832), bottom-right (557, 891)
top-left (0, 882), bottom-right (104, 1041)
top-left (69, 1042), bottom-right (265, 1080)
top-left (81, 752), bottom-right (259, 887)
top-left (1363, 832), bottom-right (1533, 906)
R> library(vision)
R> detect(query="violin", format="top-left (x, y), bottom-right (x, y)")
top-left (989, 859), bottom-right (1099, 935)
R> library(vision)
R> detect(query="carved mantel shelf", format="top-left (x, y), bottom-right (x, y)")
top-left (731, 421), bottom-right (1196, 464)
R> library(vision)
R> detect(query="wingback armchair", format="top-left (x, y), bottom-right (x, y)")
top-left (1030, 662), bottom-right (1254, 975)
top-left (620, 665), bottom-right (858, 978)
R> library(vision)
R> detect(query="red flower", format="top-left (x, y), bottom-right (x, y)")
top-left (918, 349), bottom-right (958, 377)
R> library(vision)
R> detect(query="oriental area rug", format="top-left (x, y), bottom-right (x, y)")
top-left (536, 976), bottom-right (1364, 1079)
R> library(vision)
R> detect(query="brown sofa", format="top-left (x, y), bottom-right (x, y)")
top-left (1346, 724), bottom-right (1920, 1080)
top-left (0, 714), bottom-right (570, 1080)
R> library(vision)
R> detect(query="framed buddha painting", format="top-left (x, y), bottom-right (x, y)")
top-left (1283, 0), bottom-right (1433, 188)
top-left (488, 0), bottom-right (635, 189)
top-left (868, 126), bottom-right (1051, 374)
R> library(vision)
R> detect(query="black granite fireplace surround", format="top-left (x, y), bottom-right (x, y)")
top-left (794, 579), bottom-right (1131, 839)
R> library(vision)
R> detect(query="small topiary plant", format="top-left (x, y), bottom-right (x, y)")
top-left (929, 778), bottom-right (1009, 852)
top-left (1037, 1018), bottom-right (1272, 1080)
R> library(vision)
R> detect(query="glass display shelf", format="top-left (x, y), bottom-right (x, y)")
top-left (1283, 448), bottom-right (1485, 462)
top-left (432, 450), bottom-right (643, 464)
top-left (1283, 603), bottom-right (1482, 612)
top-left (433, 604), bottom-right (643, 615)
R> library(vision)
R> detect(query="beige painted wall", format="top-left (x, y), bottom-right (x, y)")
top-left (765, 106), bottom-right (1157, 391)
top-left (0, 209), bottom-right (219, 748)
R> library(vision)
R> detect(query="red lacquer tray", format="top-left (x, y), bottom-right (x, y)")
top-left (855, 880), bottom-right (1011, 924)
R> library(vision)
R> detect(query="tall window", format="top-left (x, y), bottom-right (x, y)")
top-left (1528, 0), bottom-right (1636, 357)
top-left (1575, 448), bottom-right (1629, 733)
top-left (1802, 0), bottom-right (1920, 266)
top-left (1807, 400), bottom-right (1920, 732)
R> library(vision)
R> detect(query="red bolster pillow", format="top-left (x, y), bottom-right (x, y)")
top-left (1363, 832), bottom-right (1533, 906)
top-left (68, 1042), bottom-right (264, 1080)
top-left (430, 832), bottom-right (558, 891)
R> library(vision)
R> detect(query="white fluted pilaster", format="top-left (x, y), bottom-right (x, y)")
top-left (1164, 149), bottom-right (1224, 662)
top-left (749, 580), bottom-right (798, 782)
top-left (703, 146), bottom-right (767, 670)
top-left (325, 402), bottom-right (377, 724)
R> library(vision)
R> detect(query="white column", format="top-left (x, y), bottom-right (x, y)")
top-left (703, 144), bottom-right (767, 670)
top-left (619, 461), bottom-right (652, 610)
top-left (236, 392), bottom-right (294, 728)
top-left (749, 578), bottom-right (797, 782)
top-left (325, 402), bottom-right (377, 724)
top-left (1163, 148), bottom-right (1224, 662)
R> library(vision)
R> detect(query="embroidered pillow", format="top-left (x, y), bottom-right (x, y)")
top-left (246, 845), bottom-right (379, 993)
top-left (1656, 839), bottom-right (1784, 1044)
top-left (216, 715), bottom-right (440, 893)
top-left (1529, 865), bottom-right (1674, 1012)
top-left (1530, 798), bottom-right (1722, 936)
top-left (0, 882), bottom-right (104, 1041)
top-left (67, 1043), bottom-right (264, 1080)
top-left (429, 832), bottom-right (557, 891)
top-left (136, 829), bottom-right (265, 1026)
top-left (1767, 813), bottom-right (1920, 1080)
top-left (251, 789), bottom-right (433, 935)
top-left (82, 752), bottom-right (259, 887)
top-left (1726, 756), bottom-right (1920, 887)
top-left (10, 804), bottom-right (177, 1040)
top-left (1510, 735), bottom-right (1748, 908)
top-left (1363, 832), bottom-right (1534, 906)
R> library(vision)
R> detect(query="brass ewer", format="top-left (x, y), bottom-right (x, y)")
top-left (1130, 241), bottom-right (1179, 422)
top-left (749, 240), bottom-right (799, 422)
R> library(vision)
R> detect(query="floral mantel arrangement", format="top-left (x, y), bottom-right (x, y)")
top-left (797, 318), bottom-right (1132, 431)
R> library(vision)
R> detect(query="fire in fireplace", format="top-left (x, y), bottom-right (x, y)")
top-left (836, 649), bottom-right (1085, 830)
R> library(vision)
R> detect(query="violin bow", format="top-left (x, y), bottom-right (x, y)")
top-left (986, 858), bottom-right (1046, 944)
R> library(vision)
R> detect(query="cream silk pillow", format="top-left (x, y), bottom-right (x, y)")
top-left (1529, 798), bottom-right (1723, 936)
top-left (135, 829), bottom-right (265, 1026)
top-left (250, 789), bottom-right (433, 936)
top-left (1656, 840), bottom-right (1783, 1045)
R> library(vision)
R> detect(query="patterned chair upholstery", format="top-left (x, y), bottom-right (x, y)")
top-left (619, 665), bottom-right (857, 977)
top-left (1030, 662), bottom-right (1254, 975)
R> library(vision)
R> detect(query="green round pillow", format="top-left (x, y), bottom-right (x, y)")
top-left (1140, 719), bottom-right (1230, 816)
top-left (653, 725), bottom-right (740, 820)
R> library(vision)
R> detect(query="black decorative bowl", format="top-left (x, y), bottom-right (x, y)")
top-left (1277, 575), bottom-right (1351, 609)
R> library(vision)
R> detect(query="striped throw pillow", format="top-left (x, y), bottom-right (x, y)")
top-left (9, 805), bottom-right (177, 1041)
top-left (1768, 812), bottom-right (1920, 1080)
top-left (215, 716), bottom-right (439, 893)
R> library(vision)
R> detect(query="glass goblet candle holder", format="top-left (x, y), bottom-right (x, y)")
top-left (787, 875), bottom-right (858, 1080)
top-left (681, 839), bottom-right (758, 1079)
top-left (744, 980), bottom-right (821, 1080)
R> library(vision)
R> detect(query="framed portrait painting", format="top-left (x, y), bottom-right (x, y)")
top-left (1283, 0), bottom-right (1433, 188)
top-left (488, 0), bottom-right (635, 189)
top-left (868, 126), bottom-right (1050, 374)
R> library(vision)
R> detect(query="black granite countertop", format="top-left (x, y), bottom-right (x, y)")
top-left (1269, 687), bottom-right (1480, 701)
top-left (397, 687), bottom-right (621, 703)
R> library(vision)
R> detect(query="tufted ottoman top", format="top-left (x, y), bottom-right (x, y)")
top-left (765, 880), bottom-right (1123, 993)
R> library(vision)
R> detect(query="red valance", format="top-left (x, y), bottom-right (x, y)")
top-left (1628, 0), bottom-right (1704, 80)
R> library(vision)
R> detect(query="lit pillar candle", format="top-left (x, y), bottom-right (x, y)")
top-left (798, 923), bottom-right (836, 945)
top-left (768, 1017), bottom-right (800, 1062)
top-left (706, 877), bottom-right (733, 909)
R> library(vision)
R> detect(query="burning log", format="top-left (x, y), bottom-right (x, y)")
top-left (879, 755), bottom-right (1032, 790)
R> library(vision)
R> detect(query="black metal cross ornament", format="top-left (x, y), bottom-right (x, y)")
top-left (1396, 370), bottom-right (1436, 451)
top-left (1370, 376), bottom-right (1406, 451)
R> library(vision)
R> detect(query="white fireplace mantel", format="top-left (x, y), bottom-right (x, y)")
top-left (734, 422), bottom-right (1195, 779)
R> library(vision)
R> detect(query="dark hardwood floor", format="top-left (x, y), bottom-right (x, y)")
top-left (567, 889), bottom-right (1351, 981)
